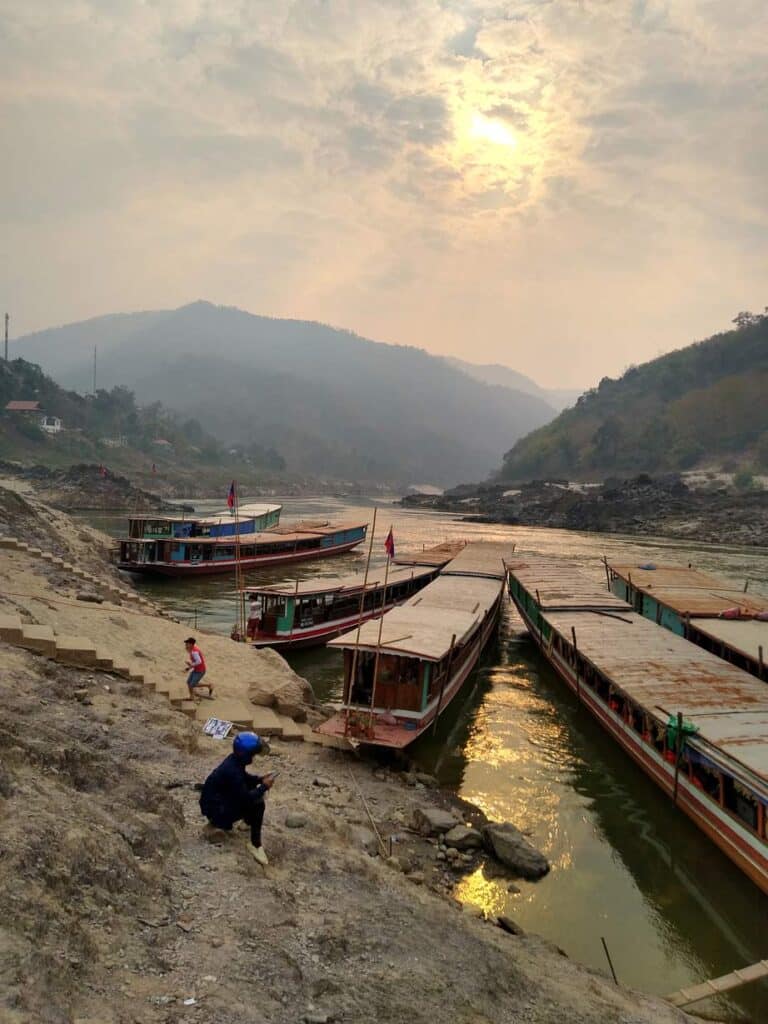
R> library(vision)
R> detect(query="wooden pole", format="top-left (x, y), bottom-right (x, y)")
top-left (432, 634), bottom-right (456, 736)
top-left (602, 555), bottom-right (610, 590)
top-left (344, 507), bottom-right (377, 734)
top-left (232, 482), bottom-right (246, 640)
top-left (673, 711), bottom-right (683, 805)
top-left (600, 937), bottom-right (618, 984)
top-left (744, 579), bottom-right (749, 593)
top-left (368, 548), bottom-right (392, 729)
top-left (758, 645), bottom-right (764, 681)
top-left (571, 626), bottom-right (580, 698)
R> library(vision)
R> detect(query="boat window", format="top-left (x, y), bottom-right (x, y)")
top-left (722, 775), bottom-right (759, 833)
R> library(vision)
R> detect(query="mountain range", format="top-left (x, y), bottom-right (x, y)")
top-left (497, 312), bottom-right (768, 481)
top-left (13, 302), bottom-right (561, 487)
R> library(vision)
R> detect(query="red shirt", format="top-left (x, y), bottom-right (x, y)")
top-left (188, 645), bottom-right (206, 672)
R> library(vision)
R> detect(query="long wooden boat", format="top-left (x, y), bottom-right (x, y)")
top-left (117, 504), bottom-right (368, 576)
top-left (316, 542), bottom-right (511, 749)
top-left (242, 564), bottom-right (442, 649)
top-left (608, 562), bottom-right (768, 681)
top-left (508, 556), bottom-right (768, 894)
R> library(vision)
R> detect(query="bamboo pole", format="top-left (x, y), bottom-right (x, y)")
top-left (344, 507), bottom-right (377, 735)
top-left (432, 634), bottom-right (456, 736)
top-left (673, 711), bottom-right (684, 805)
top-left (232, 481), bottom-right (246, 640)
top-left (368, 539), bottom-right (392, 730)
top-left (571, 626), bottom-right (580, 698)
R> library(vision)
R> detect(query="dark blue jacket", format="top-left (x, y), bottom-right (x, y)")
top-left (200, 753), bottom-right (266, 827)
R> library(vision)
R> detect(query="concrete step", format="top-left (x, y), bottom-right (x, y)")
top-left (128, 670), bottom-right (145, 683)
top-left (179, 700), bottom-right (198, 718)
top-left (275, 714), bottom-right (304, 742)
top-left (94, 651), bottom-right (114, 670)
top-left (0, 537), bottom-right (20, 549)
top-left (27, 547), bottom-right (42, 556)
top-left (194, 699), bottom-right (256, 730)
top-left (0, 614), bottom-right (24, 643)
top-left (55, 636), bottom-right (99, 667)
top-left (19, 625), bottom-right (57, 657)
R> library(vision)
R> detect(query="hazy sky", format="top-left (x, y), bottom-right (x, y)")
top-left (2, 1), bottom-right (766, 387)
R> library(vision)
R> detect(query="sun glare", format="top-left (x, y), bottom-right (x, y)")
top-left (469, 112), bottom-right (517, 148)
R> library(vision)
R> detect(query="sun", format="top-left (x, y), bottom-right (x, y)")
top-left (469, 112), bottom-right (517, 148)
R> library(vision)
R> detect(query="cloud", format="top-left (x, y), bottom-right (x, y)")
top-left (0, 0), bottom-right (766, 387)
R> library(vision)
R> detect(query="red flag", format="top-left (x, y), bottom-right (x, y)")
top-left (384, 527), bottom-right (395, 560)
top-left (227, 480), bottom-right (236, 510)
top-left (99, 464), bottom-right (107, 478)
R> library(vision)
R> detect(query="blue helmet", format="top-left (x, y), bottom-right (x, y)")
top-left (233, 732), bottom-right (261, 758)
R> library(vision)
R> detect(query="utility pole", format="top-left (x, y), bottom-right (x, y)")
top-left (4, 313), bottom-right (8, 362)
top-left (93, 345), bottom-right (97, 395)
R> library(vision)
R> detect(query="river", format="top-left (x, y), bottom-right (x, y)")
top-left (84, 495), bottom-right (768, 1023)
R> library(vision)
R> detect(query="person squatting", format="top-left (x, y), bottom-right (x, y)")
top-left (199, 732), bottom-right (276, 866)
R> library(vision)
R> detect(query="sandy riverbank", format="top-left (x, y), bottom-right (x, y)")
top-left (0, 486), bottom-right (706, 1023)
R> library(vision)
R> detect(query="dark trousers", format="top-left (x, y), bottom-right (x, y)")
top-left (243, 799), bottom-right (265, 847)
top-left (207, 798), bottom-right (264, 847)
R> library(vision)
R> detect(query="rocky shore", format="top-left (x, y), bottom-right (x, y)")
top-left (0, 485), bottom-right (705, 1023)
top-left (402, 475), bottom-right (768, 547)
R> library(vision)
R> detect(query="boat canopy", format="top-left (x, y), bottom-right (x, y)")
top-left (690, 619), bottom-right (768, 664)
top-left (440, 541), bottom-right (512, 580)
top-left (609, 562), bottom-right (768, 618)
top-left (328, 572), bottom-right (503, 661)
top-left (240, 564), bottom-right (435, 598)
top-left (127, 503), bottom-right (282, 526)
top-left (511, 557), bottom-right (632, 611)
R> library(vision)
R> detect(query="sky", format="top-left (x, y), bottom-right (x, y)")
top-left (1, 1), bottom-right (766, 388)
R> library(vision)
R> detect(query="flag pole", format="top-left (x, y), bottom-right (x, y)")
top-left (344, 507), bottom-right (377, 736)
top-left (367, 526), bottom-right (393, 732)
top-left (232, 481), bottom-right (246, 640)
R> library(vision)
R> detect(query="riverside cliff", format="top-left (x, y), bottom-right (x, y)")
top-left (403, 475), bottom-right (768, 547)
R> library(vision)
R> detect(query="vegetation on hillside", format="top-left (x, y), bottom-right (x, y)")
top-left (0, 358), bottom-right (286, 489)
top-left (497, 312), bottom-right (768, 481)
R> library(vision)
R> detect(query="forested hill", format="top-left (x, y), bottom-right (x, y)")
top-left (497, 311), bottom-right (768, 481)
top-left (14, 302), bottom-right (556, 487)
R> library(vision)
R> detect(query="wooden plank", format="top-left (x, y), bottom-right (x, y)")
top-left (666, 959), bottom-right (768, 1007)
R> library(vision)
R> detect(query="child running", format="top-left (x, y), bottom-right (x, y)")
top-left (184, 637), bottom-right (214, 701)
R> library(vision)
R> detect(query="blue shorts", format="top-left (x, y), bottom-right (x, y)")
top-left (187, 670), bottom-right (207, 688)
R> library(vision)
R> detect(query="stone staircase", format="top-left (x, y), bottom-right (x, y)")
top-left (0, 534), bottom-right (156, 611)
top-left (0, 610), bottom-right (318, 743)
top-left (0, 533), bottom-right (340, 746)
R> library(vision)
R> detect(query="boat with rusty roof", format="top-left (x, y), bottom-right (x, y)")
top-left (607, 561), bottom-right (768, 682)
top-left (315, 542), bottom-right (511, 749)
top-left (508, 556), bottom-right (768, 894)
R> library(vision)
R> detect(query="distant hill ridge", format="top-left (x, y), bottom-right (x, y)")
top-left (14, 301), bottom-right (557, 487)
top-left (497, 312), bottom-right (768, 481)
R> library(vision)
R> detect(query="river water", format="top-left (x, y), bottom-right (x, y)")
top-left (87, 496), bottom-right (768, 1022)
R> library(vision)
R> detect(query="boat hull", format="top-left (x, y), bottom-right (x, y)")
top-left (512, 598), bottom-right (768, 895)
top-left (118, 538), bottom-right (363, 577)
top-left (316, 591), bottom-right (503, 749)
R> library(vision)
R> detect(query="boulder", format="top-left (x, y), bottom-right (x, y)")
top-left (497, 915), bottom-right (525, 936)
top-left (349, 825), bottom-right (379, 855)
top-left (482, 822), bottom-right (549, 880)
top-left (413, 806), bottom-right (459, 835)
top-left (285, 814), bottom-right (308, 829)
top-left (443, 824), bottom-right (483, 850)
